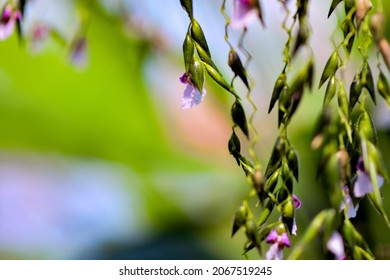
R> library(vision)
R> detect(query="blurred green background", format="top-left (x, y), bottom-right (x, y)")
top-left (1, 0), bottom-right (390, 259)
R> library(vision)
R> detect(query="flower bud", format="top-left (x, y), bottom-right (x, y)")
top-left (356, 0), bottom-right (372, 32)
top-left (251, 168), bottom-right (265, 203)
top-left (370, 12), bottom-right (384, 41)
top-left (379, 38), bottom-right (390, 71)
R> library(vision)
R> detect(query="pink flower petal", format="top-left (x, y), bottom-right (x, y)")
top-left (327, 231), bottom-right (345, 260)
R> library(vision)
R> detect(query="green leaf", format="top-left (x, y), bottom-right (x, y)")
top-left (231, 100), bottom-right (249, 138)
top-left (319, 51), bottom-right (339, 89)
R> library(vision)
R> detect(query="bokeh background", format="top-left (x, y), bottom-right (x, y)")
top-left (1, 0), bottom-right (390, 260)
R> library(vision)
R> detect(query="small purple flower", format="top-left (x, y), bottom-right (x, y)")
top-left (179, 73), bottom-right (206, 109)
top-left (340, 186), bottom-right (358, 219)
top-left (291, 194), bottom-right (301, 235)
top-left (326, 231), bottom-right (346, 260)
top-left (265, 229), bottom-right (290, 260)
top-left (231, 0), bottom-right (260, 30)
top-left (0, 4), bottom-right (21, 41)
top-left (353, 157), bottom-right (384, 198)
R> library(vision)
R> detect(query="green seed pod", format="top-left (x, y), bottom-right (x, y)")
top-left (276, 188), bottom-right (289, 205)
top-left (362, 62), bottom-right (376, 105)
top-left (194, 42), bottom-right (217, 70)
top-left (358, 111), bottom-right (377, 144)
top-left (228, 49), bottom-right (249, 88)
top-left (349, 73), bottom-right (363, 111)
top-left (190, 19), bottom-right (210, 57)
top-left (188, 58), bottom-right (204, 93)
top-left (204, 63), bottom-right (237, 97)
top-left (287, 147), bottom-right (299, 182)
top-left (231, 204), bottom-right (248, 237)
top-left (265, 170), bottom-right (280, 194)
top-left (319, 51), bottom-right (339, 89)
top-left (281, 162), bottom-right (294, 193)
top-left (258, 200), bottom-right (275, 227)
top-left (239, 156), bottom-right (254, 176)
top-left (292, 19), bottom-right (310, 56)
top-left (279, 197), bottom-right (294, 234)
top-left (377, 70), bottom-right (390, 106)
top-left (338, 85), bottom-right (350, 120)
top-left (231, 100), bottom-right (249, 138)
top-left (268, 72), bottom-right (286, 113)
top-left (323, 75), bottom-right (337, 107)
top-left (328, 0), bottom-right (343, 18)
top-left (341, 20), bottom-right (355, 55)
top-left (182, 34), bottom-right (194, 72)
top-left (180, 0), bottom-right (193, 18)
top-left (265, 137), bottom-right (285, 179)
top-left (228, 130), bottom-right (241, 165)
top-left (306, 56), bottom-right (315, 90)
top-left (245, 219), bottom-right (259, 245)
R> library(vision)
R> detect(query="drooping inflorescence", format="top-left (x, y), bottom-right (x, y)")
top-left (179, 0), bottom-right (390, 260)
